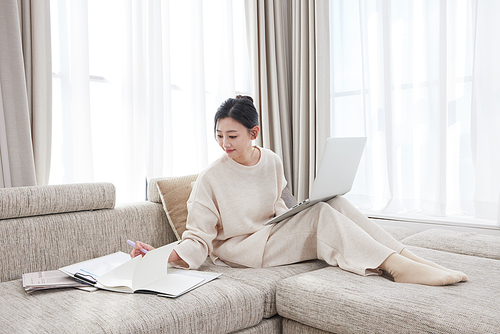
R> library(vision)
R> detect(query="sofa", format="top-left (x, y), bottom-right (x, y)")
top-left (0, 180), bottom-right (499, 333)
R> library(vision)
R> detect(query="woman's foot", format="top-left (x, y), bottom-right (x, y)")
top-left (400, 249), bottom-right (468, 282)
top-left (380, 253), bottom-right (463, 286)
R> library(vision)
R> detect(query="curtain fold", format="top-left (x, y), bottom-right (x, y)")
top-left (0, 0), bottom-right (51, 187)
top-left (245, 0), bottom-right (293, 190)
top-left (21, 0), bottom-right (53, 186)
top-left (245, 0), bottom-right (330, 201)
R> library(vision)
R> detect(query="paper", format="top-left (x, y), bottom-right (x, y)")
top-left (22, 270), bottom-right (89, 293)
top-left (95, 241), bottom-right (221, 297)
top-left (59, 251), bottom-right (131, 281)
top-left (157, 269), bottom-right (221, 298)
top-left (58, 241), bottom-right (221, 298)
top-left (96, 243), bottom-right (205, 296)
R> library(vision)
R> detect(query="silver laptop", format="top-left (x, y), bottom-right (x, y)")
top-left (264, 137), bottom-right (367, 225)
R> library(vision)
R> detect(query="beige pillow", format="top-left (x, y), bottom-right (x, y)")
top-left (156, 174), bottom-right (198, 240)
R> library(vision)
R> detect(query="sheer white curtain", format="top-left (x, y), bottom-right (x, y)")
top-left (330, 0), bottom-right (500, 226)
top-left (50, 0), bottom-right (250, 203)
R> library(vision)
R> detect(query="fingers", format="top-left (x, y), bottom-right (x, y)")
top-left (130, 247), bottom-right (142, 258)
top-left (136, 241), bottom-right (154, 253)
top-left (129, 241), bottom-right (155, 258)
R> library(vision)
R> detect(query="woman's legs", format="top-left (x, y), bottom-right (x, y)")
top-left (328, 197), bottom-right (467, 282)
top-left (263, 199), bottom-right (465, 285)
top-left (326, 197), bottom-right (404, 252)
top-left (263, 202), bottom-right (396, 275)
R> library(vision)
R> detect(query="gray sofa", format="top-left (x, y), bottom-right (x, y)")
top-left (1, 181), bottom-right (499, 333)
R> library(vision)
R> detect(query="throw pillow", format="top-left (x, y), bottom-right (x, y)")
top-left (157, 174), bottom-right (198, 240)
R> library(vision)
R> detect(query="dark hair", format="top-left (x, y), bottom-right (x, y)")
top-left (214, 95), bottom-right (259, 138)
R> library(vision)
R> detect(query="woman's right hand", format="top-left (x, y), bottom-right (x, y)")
top-left (130, 241), bottom-right (155, 258)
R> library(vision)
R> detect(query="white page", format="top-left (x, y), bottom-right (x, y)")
top-left (139, 274), bottom-right (203, 296)
top-left (157, 270), bottom-right (222, 298)
top-left (95, 241), bottom-right (180, 293)
top-left (59, 252), bottom-right (131, 279)
top-left (132, 243), bottom-right (178, 290)
top-left (96, 255), bottom-right (142, 291)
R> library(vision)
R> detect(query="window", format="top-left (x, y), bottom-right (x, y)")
top-left (50, 0), bottom-right (250, 203)
top-left (330, 0), bottom-right (500, 227)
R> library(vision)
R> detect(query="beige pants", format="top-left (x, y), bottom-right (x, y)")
top-left (262, 196), bottom-right (405, 275)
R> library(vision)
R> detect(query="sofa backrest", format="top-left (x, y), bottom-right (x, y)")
top-left (0, 183), bottom-right (174, 282)
top-left (0, 183), bottom-right (116, 219)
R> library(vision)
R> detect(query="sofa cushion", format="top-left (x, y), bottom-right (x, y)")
top-left (379, 224), bottom-right (419, 241)
top-left (282, 318), bottom-right (329, 334)
top-left (402, 228), bottom-right (500, 260)
top-left (234, 316), bottom-right (282, 334)
top-left (156, 174), bottom-right (198, 240)
top-left (276, 246), bottom-right (500, 333)
top-left (0, 276), bottom-right (266, 334)
top-left (0, 183), bottom-right (115, 219)
top-left (198, 259), bottom-right (328, 318)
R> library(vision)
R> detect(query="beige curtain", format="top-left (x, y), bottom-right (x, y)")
top-left (245, 0), bottom-right (330, 201)
top-left (0, 0), bottom-right (51, 187)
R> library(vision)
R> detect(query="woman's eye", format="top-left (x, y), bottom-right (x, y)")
top-left (229, 136), bottom-right (237, 139)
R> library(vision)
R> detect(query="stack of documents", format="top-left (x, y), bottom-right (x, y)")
top-left (22, 270), bottom-right (89, 293)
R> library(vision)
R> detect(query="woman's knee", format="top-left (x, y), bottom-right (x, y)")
top-left (328, 196), bottom-right (356, 213)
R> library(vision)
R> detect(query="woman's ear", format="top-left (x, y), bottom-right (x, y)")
top-left (250, 125), bottom-right (260, 140)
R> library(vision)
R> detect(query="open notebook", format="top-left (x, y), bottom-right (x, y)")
top-left (60, 242), bottom-right (220, 298)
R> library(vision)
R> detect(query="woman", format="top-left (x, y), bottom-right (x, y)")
top-left (132, 95), bottom-right (467, 286)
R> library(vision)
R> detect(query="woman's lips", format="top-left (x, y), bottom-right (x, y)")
top-left (225, 149), bottom-right (235, 154)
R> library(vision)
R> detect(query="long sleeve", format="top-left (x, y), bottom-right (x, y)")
top-left (174, 147), bottom-right (289, 268)
top-left (174, 183), bottom-right (220, 269)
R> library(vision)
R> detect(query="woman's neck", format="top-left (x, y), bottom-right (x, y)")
top-left (233, 146), bottom-right (261, 166)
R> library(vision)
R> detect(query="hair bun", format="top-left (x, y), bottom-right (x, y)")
top-left (236, 95), bottom-right (254, 103)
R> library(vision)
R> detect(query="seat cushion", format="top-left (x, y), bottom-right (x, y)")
top-left (276, 246), bottom-right (500, 333)
top-left (379, 224), bottom-right (419, 241)
top-left (198, 259), bottom-right (328, 318)
top-left (1, 276), bottom-right (265, 334)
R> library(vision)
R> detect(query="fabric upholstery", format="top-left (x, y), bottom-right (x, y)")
top-left (0, 277), bottom-right (265, 334)
top-left (277, 246), bottom-right (500, 334)
top-left (402, 228), bottom-right (500, 260)
top-left (282, 319), bottom-right (329, 334)
top-left (147, 177), bottom-right (168, 203)
top-left (198, 259), bottom-right (328, 318)
top-left (280, 187), bottom-right (297, 208)
top-left (0, 183), bottom-right (116, 219)
top-left (379, 224), bottom-right (419, 241)
top-left (0, 202), bottom-right (174, 282)
top-left (156, 174), bottom-right (198, 240)
top-left (234, 316), bottom-right (282, 334)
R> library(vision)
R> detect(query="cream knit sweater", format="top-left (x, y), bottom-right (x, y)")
top-left (174, 147), bottom-right (289, 269)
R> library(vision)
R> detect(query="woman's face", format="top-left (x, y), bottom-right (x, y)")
top-left (216, 117), bottom-right (258, 164)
